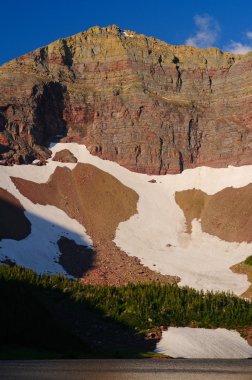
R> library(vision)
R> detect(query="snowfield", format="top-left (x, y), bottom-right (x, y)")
top-left (52, 143), bottom-right (252, 295)
top-left (0, 154), bottom-right (93, 276)
top-left (0, 142), bottom-right (252, 295)
top-left (155, 327), bottom-right (252, 359)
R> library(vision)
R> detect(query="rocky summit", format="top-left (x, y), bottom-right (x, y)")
top-left (0, 25), bottom-right (252, 173)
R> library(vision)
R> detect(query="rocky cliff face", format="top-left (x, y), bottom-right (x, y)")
top-left (1, 25), bottom-right (252, 173)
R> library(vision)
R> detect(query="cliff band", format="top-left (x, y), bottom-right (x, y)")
top-left (0, 25), bottom-right (252, 173)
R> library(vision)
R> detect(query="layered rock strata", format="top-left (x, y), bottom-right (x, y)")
top-left (1, 25), bottom-right (252, 173)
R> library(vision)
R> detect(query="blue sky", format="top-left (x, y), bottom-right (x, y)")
top-left (1, 0), bottom-right (252, 64)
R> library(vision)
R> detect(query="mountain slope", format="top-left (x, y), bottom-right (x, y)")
top-left (1, 25), bottom-right (252, 173)
top-left (1, 142), bottom-right (252, 296)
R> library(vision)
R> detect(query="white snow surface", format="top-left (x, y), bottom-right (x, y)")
top-left (1, 142), bottom-right (252, 294)
top-left (155, 327), bottom-right (252, 359)
top-left (120, 30), bottom-right (134, 37)
top-left (0, 154), bottom-right (93, 276)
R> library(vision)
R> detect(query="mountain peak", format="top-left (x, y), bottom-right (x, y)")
top-left (0, 25), bottom-right (251, 174)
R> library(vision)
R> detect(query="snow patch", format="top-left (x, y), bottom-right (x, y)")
top-left (120, 30), bottom-right (134, 37)
top-left (155, 327), bottom-right (252, 359)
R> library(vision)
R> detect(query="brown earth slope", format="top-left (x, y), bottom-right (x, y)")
top-left (175, 185), bottom-right (252, 243)
top-left (1, 25), bottom-right (252, 173)
top-left (176, 186), bottom-right (252, 298)
top-left (11, 163), bottom-right (177, 284)
top-left (231, 261), bottom-right (252, 299)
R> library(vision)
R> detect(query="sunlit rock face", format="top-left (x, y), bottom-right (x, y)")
top-left (0, 25), bottom-right (252, 173)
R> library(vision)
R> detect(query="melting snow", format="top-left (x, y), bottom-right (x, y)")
top-left (1, 142), bottom-right (252, 295)
top-left (155, 327), bottom-right (252, 358)
top-left (50, 143), bottom-right (252, 295)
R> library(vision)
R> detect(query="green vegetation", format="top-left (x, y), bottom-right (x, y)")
top-left (80, 284), bottom-right (251, 330)
top-left (0, 264), bottom-right (251, 359)
top-left (245, 255), bottom-right (252, 266)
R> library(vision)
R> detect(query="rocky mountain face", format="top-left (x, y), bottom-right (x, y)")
top-left (1, 25), bottom-right (252, 173)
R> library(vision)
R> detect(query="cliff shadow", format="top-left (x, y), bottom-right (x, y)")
top-left (33, 82), bottom-right (68, 145)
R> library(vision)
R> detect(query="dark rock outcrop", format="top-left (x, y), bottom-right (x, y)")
top-left (1, 25), bottom-right (252, 173)
top-left (52, 149), bottom-right (77, 163)
top-left (0, 188), bottom-right (31, 240)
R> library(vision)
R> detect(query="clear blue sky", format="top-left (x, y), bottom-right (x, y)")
top-left (1, 0), bottom-right (252, 64)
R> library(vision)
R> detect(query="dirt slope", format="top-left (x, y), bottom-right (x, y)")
top-left (175, 185), bottom-right (252, 243)
top-left (12, 163), bottom-right (177, 285)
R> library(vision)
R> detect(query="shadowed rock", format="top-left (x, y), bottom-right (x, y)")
top-left (53, 149), bottom-right (77, 163)
top-left (58, 236), bottom-right (94, 278)
top-left (0, 188), bottom-right (31, 240)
